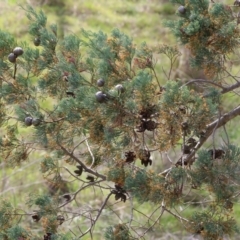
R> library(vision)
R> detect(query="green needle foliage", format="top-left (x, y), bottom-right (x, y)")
top-left (1, 1), bottom-right (240, 239)
top-left (166, 0), bottom-right (240, 78)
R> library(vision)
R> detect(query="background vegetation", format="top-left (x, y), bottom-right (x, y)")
top-left (1, 0), bottom-right (240, 239)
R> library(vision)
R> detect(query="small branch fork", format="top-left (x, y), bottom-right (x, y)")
top-left (137, 200), bottom-right (189, 238)
top-left (57, 142), bottom-right (106, 180)
top-left (77, 192), bottom-right (113, 239)
top-left (58, 179), bottom-right (105, 209)
top-left (181, 78), bottom-right (240, 95)
top-left (160, 105), bottom-right (240, 175)
top-left (184, 105), bottom-right (240, 165)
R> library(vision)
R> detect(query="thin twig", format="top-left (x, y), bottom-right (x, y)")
top-left (71, 137), bottom-right (88, 154)
top-left (139, 202), bottom-right (165, 238)
top-left (181, 79), bottom-right (224, 89)
top-left (13, 63), bottom-right (17, 79)
top-left (162, 206), bottom-right (188, 222)
top-left (184, 105), bottom-right (240, 164)
top-left (212, 109), bottom-right (222, 159)
top-left (58, 179), bottom-right (104, 208)
top-left (78, 192), bottom-right (113, 238)
top-left (165, 152), bottom-right (174, 164)
top-left (57, 142), bottom-right (106, 180)
top-left (128, 194), bottom-right (134, 228)
top-left (223, 124), bottom-right (230, 146)
top-left (85, 138), bottom-right (95, 168)
top-left (151, 66), bottom-right (161, 90)
top-left (160, 105), bottom-right (240, 175)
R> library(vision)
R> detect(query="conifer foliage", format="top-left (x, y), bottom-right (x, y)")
top-left (1, 1), bottom-right (240, 239)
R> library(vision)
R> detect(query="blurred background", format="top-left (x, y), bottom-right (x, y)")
top-left (1, 0), bottom-right (239, 239)
top-left (1, 0), bottom-right (175, 45)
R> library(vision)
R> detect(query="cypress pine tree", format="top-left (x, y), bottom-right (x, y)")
top-left (1, 1), bottom-right (240, 239)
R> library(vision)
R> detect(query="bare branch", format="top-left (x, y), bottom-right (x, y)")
top-left (207, 105), bottom-right (240, 131)
top-left (221, 81), bottom-right (240, 94)
top-left (181, 79), bottom-right (225, 89)
top-left (181, 78), bottom-right (240, 95)
top-left (78, 192), bottom-right (113, 238)
top-left (85, 138), bottom-right (95, 168)
top-left (185, 105), bottom-right (240, 163)
top-left (162, 206), bottom-right (189, 222)
top-left (57, 142), bottom-right (107, 180)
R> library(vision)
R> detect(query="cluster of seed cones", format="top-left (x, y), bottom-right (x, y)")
top-left (8, 47), bottom-right (24, 63)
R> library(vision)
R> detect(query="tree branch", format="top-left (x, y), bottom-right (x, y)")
top-left (221, 81), bottom-right (240, 94)
top-left (181, 79), bottom-right (225, 89)
top-left (58, 179), bottom-right (105, 208)
top-left (160, 105), bottom-right (240, 176)
top-left (185, 105), bottom-right (240, 163)
top-left (57, 142), bottom-right (107, 180)
top-left (78, 192), bottom-right (113, 238)
top-left (181, 78), bottom-right (240, 95)
top-left (207, 105), bottom-right (240, 130)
